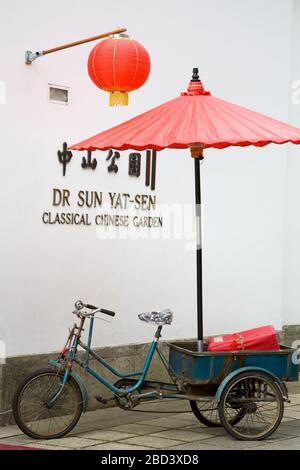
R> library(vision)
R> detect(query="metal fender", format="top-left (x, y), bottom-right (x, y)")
top-left (69, 369), bottom-right (89, 413)
top-left (215, 366), bottom-right (289, 403)
top-left (48, 359), bottom-right (89, 413)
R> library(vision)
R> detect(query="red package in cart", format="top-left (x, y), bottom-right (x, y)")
top-left (207, 325), bottom-right (279, 352)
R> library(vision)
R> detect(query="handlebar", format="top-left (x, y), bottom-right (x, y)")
top-left (74, 300), bottom-right (116, 317)
top-left (99, 308), bottom-right (115, 317)
top-left (86, 304), bottom-right (98, 310)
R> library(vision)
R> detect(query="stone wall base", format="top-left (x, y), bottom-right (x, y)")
top-left (281, 325), bottom-right (300, 347)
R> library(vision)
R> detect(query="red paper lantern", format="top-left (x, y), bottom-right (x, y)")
top-left (87, 35), bottom-right (151, 106)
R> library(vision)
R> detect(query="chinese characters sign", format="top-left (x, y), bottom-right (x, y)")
top-left (57, 143), bottom-right (157, 191)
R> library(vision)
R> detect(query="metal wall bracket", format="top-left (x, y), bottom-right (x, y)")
top-left (25, 50), bottom-right (43, 65)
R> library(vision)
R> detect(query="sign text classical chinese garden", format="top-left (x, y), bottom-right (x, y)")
top-left (42, 189), bottom-right (163, 228)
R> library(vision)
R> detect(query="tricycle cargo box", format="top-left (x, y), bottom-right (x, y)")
top-left (168, 341), bottom-right (298, 385)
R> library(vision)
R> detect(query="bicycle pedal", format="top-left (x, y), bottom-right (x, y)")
top-left (95, 395), bottom-right (108, 404)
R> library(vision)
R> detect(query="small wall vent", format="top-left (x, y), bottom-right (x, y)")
top-left (48, 85), bottom-right (69, 105)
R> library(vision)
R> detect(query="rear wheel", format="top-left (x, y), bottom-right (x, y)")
top-left (13, 368), bottom-right (83, 439)
top-left (190, 398), bottom-right (245, 427)
top-left (190, 398), bottom-right (222, 427)
top-left (218, 371), bottom-right (284, 440)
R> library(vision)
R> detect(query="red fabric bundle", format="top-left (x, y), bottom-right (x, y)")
top-left (207, 325), bottom-right (279, 352)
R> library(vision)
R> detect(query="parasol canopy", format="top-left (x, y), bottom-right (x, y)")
top-left (70, 71), bottom-right (300, 152)
top-left (70, 69), bottom-right (300, 350)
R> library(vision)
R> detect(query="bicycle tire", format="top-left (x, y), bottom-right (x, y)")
top-left (13, 367), bottom-right (83, 440)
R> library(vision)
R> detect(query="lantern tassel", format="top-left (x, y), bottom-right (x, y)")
top-left (109, 91), bottom-right (128, 106)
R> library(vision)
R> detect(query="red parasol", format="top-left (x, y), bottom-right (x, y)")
top-left (70, 69), bottom-right (300, 349)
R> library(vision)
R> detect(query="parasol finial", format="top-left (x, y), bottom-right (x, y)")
top-left (191, 68), bottom-right (200, 82)
top-left (181, 68), bottom-right (211, 96)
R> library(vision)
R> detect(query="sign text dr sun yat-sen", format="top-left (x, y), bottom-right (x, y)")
top-left (42, 188), bottom-right (163, 228)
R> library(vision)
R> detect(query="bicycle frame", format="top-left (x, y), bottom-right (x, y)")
top-left (49, 314), bottom-right (181, 405)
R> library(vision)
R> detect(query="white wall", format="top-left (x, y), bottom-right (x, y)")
top-left (283, 0), bottom-right (300, 325)
top-left (0, 0), bottom-right (295, 357)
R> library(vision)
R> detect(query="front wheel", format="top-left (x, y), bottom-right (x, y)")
top-left (13, 368), bottom-right (83, 439)
top-left (218, 371), bottom-right (284, 440)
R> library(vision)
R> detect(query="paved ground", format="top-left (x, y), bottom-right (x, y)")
top-left (2, 387), bottom-right (300, 450)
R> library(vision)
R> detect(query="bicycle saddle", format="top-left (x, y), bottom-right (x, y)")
top-left (138, 309), bottom-right (173, 326)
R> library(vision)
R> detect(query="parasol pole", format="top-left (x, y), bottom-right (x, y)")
top-left (191, 146), bottom-right (204, 351)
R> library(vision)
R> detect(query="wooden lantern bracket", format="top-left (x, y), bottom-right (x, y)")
top-left (25, 27), bottom-right (127, 64)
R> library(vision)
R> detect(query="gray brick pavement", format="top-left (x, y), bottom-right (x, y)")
top-left (1, 390), bottom-right (300, 450)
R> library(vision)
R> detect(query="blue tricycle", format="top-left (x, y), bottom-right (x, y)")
top-left (13, 301), bottom-right (298, 441)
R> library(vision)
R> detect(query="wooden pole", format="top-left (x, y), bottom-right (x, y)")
top-left (43, 27), bottom-right (127, 55)
top-left (25, 27), bottom-right (127, 64)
